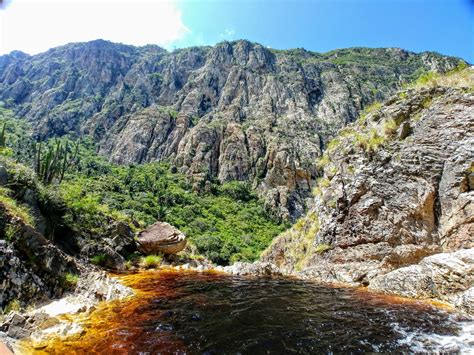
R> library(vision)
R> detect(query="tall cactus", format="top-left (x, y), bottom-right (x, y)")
top-left (34, 139), bottom-right (79, 184)
top-left (0, 122), bottom-right (6, 148)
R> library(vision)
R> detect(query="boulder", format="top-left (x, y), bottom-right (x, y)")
top-left (369, 249), bottom-right (474, 313)
top-left (137, 222), bottom-right (186, 255)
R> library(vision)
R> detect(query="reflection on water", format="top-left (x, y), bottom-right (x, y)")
top-left (42, 270), bottom-right (473, 354)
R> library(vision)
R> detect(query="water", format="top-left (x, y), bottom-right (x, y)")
top-left (46, 270), bottom-right (474, 354)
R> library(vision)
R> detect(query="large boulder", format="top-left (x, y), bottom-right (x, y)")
top-left (137, 222), bottom-right (186, 255)
top-left (369, 248), bottom-right (474, 314)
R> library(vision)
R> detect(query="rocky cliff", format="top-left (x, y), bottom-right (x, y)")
top-left (0, 40), bottom-right (463, 219)
top-left (262, 67), bottom-right (474, 310)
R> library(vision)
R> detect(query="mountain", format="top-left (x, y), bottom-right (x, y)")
top-left (262, 67), bottom-right (474, 311)
top-left (0, 39), bottom-right (464, 219)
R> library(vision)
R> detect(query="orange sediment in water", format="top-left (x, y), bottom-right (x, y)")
top-left (18, 269), bottom-right (464, 354)
top-left (20, 270), bottom-right (225, 354)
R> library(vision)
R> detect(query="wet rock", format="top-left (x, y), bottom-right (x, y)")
top-left (224, 262), bottom-right (283, 276)
top-left (369, 249), bottom-right (474, 311)
top-left (137, 222), bottom-right (186, 255)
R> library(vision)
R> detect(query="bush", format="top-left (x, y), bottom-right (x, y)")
top-left (139, 255), bottom-right (162, 269)
top-left (90, 254), bottom-right (107, 266)
top-left (61, 273), bottom-right (79, 289)
top-left (0, 187), bottom-right (34, 226)
top-left (382, 119), bottom-right (399, 136)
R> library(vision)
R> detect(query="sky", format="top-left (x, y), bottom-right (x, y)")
top-left (0, 0), bottom-right (473, 62)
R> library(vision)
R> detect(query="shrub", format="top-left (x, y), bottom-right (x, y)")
top-left (90, 254), bottom-right (107, 266)
top-left (139, 255), bottom-right (162, 269)
top-left (62, 273), bottom-right (79, 289)
top-left (0, 187), bottom-right (34, 226)
top-left (382, 118), bottom-right (399, 136)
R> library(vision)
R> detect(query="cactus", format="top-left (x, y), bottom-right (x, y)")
top-left (34, 139), bottom-right (79, 184)
top-left (0, 122), bottom-right (6, 148)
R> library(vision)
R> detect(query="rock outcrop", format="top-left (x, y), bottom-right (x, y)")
top-left (0, 270), bottom-right (133, 352)
top-left (0, 203), bottom-right (80, 309)
top-left (137, 221), bottom-right (187, 255)
top-left (369, 249), bottom-right (474, 313)
top-left (0, 40), bottom-right (463, 219)
top-left (263, 68), bottom-right (474, 309)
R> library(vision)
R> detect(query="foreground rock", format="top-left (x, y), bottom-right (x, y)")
top-left (221, 261), bottom-right (283, 277)
top-left (137, 222), bottom-right (187, 255)
top-left (263, 71), bottom-right (474, 311)
top-left (369, 249), bottom-right (474, 313)
top-left (0, 271), bottom-right (133, 352)
top-left (0, 204), bottom-right (81, 309)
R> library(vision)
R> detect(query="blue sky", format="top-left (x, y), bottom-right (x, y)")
top-left (1, 0), bottom-right (473, 62)
top-left (174, 0), bottom-right (473, 62)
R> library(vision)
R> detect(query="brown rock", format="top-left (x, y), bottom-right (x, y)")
top-left (137, 222), bottom-right (186, 255)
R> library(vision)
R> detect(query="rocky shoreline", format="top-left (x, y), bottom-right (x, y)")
top-left (2, 247), bottom-right (472, 354)
top-left (0, 271), bottom-right (133, 353)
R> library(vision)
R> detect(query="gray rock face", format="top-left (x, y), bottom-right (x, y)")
top-left (263, 73), bottom-right (474, 308)
top-left (0, 40), bottom-right (463, 219)
top-left (0, 204), bottom-right (80, 309)
top-left (369, 249), bottom-right (474, 313)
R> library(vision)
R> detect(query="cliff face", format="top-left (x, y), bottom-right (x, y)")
top-left (262, 68), bottom-right (474, 310)
top-left (0, 40), bottom-right (463, 219)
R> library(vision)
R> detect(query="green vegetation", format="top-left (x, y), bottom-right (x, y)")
top-left (408, 63), bottom-right (472, 90)
top-left (314, 243), bottom-right (331, 254)
top-left (354, 128), bottom-right (386, 153)
top-left (90, 254), bottom-right (108, 266)
top-left (3, 299), bottom-right (21, 314)
top-left (0, 114), bottom-right (287, 265)
top-left (382, 118), bottom-right (399, 136)
top-left (0, 186), bottom-right (34, 226)
top-left (357, 101), bottom-right (382, 124)
top-left (34, 139), bottom-right (79, 184)
top-left (139, 254), bottom-right (162, 269)
top-left (61, 272), bottom-right (79, 289)
top-left (57, 143), bottom-right (288, 264)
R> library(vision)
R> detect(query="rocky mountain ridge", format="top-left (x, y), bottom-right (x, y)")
top-left (0, 40), bottom-right (464, 219)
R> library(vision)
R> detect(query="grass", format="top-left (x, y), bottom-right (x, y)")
top-left (316, 154), bottom-right (330, 168)
top-left (90, 254), bottom-right (108, 266)
top-left (382, 118), bottom-right (399, 136)
top-left (314, 244), bottom-right (331, 254)
top-left (4, 224), bottom-right (19, 241)
top-left (62, 273), bottom-right (79, 289)
top-left (357, 101), bottom-right (382, 124)
top-left (408, 63), bottom-right (473, 90)
top-left (0, 186), bottom-right (34, 226)
top-left (354, 128), bottom-right (386, 153)
top-left (3, 299), bottom-right (21, 314)
top-left (139, 255), bottom-right (162, 269)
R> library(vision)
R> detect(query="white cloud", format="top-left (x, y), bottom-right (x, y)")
top-left (219, 28), bottom-right (236, 39)
top-left (0, 0), bottom-right (189, 54)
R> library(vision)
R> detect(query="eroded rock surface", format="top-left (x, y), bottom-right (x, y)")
top-left (0, 40), bottom-right (462, 219)
top-left (369, 249), bottom-right (474, 313)
top-left (263, 72), bottom-right (474, 309)
top-left (137, 221), bottom-right (187, 255)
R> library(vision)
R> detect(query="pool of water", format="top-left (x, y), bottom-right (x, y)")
top-left (43, 270), bottom-right (473, 354)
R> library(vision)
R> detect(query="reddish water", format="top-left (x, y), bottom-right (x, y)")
top-left (36, 270), bottom-right (472, 354)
